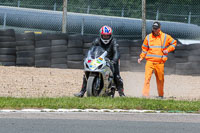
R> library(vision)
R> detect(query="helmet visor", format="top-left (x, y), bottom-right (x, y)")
top-left (101, 35), bottom-right (111, 40)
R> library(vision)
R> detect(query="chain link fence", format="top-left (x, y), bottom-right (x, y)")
top-left (0, 0), bottom-right (200, 39)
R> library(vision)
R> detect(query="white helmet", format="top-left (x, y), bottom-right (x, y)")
top-left (100, 25), bottom-right (113, 45)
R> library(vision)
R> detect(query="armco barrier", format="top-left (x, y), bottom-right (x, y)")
top-left (0, 29), bottom-right (199, 75)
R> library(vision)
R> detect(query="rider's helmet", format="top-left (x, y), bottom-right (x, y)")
top-left (100, 25), bottom-right (113, 45)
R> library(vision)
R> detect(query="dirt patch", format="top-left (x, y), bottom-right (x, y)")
top-left (0, 66), bottom-right (199, 100)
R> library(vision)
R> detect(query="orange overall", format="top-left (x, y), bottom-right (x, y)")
top-left (140, 31), bottom-right (177, 97)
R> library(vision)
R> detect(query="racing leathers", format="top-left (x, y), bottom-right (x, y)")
top-left (74, 38), bottom-right (125, 97)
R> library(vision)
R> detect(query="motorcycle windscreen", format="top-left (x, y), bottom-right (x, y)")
top-left (87, 46), bottom-right (105, 59)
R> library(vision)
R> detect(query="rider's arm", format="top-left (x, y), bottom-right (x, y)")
top-left (92, 38), bottom-right (100, 46)
top-left (113, 40), bottom-right (120, 63)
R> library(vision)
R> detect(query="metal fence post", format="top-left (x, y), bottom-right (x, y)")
top-left (62, 0), bottom-right (68, 33)
top-left (3, 13), bottom-right (7, 29)
top-left (142, 0), bottom-right (146, 40)
top-left (87, 5), bottom-right (90, 14)
top-left (121, 8), bottom-right (124, 17)
top-left (17, 0), bottom-right (20, 7)
top-left (156, 9), bottom-right (159, 20)
top-left (188, 12), bottom-right (191, 24)
top-left (54, 2), bottom-right (57, 11)
top-left (81, 18), bottom-right (85, 35)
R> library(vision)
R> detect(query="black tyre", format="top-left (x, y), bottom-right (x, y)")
top-left (67, 48), bottom-right (83, 55)
top-left (83, 42), bottom-right (92, 48)
top-left (175, 57), bottom-right (188, 63)
top-left (35, 40), bottom-right (51, 48)
top-left (120, 54), bottom-right (130, 61)
top-left (83, 35), bottom-right (97, 43)
top-left (68, 34), bottom-right (82, 40)
top-left (176, 62), bottom-right (191, 70)
top-left (130, 51), bottom-right (141, 56)
top-left (187, 44), bottom-right (200, 50)
top-left (16, 45), bottom-right (34, 51)
top-left (15, 32), bottom-right (35, 41)
top-left (83, 49), bottom-right (89, 55)
top-left (119, 47), bottom-right (130, 54)
top-left (0, 36), bottom-right (15, 42)
top-left (35, 60), bottom-right (51, 67)
top-left (67, 54), bottom-right (84, 61)
top-left (130, 62), bottom-right (145, 72)
top-left (0, 62), bottom-right (15, 66)
top-left (118, 40), bottom-right (131, 47)
top-left (165, 68), bottom-right (175, 75)
top-left (68, 39), bottom-right (83, 48)
top-left (51, 52), bottom-right (67, 58)
top-left (0, 29), bottom-right (15, 37)
top-left (35, 47), bottom-right (51, 54)
top-left (0, 42), bottom-right (16, 48)
top-left (120, 60), bottom-right (131, 71)
top-left (16, 40), bottom-right (34, 46)
top-left (0, 48), bottom-right (16, 55)
top-left (35, 54), bottom-right (51, 60)
top-left (188, 55), bottom-right (200, 62)
top-left (51, 45), bottom-right (67, 52)
top-left (51, 58), bottom-right (67, 64)
top-left (16, 51), bottom-right (35, 58)
top-left (16, 58), bottom-right (34, 66)
top-left (86, 76), bottom-right (101, 97)
top-left (175, 45), bottom-right (188, 50)
top-left (35, 33), bottom-right (68, 41)
top-left (0, 55), bottom-right (16, 62)
top-left (130, 47), bottom-right (142, 53)
top-left (174, 50), bottom-right (189, 57)
top-left (51, 40), bottom-right (67, 46)
top-left (67, 61), bottom-right (83, 69)
top-left (51, 64), bottom-right (68, 69)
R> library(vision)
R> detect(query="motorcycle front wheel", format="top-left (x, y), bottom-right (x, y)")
top-left (86, 76), bottom-right (101, 97)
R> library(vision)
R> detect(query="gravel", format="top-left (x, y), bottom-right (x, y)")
top-left (0, 66), bottom-right (199, 100)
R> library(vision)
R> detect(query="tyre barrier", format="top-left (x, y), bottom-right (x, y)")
top-left (0, 29), bottom-right (200, 75)
top-left (0, 29), bottom-right (16, 66)
top-left (51, 39), bottom-right (68, 69)
top-left (35, 40), bottom-right (51, 68)
top-left (67, 34), bottom-right (84, 69)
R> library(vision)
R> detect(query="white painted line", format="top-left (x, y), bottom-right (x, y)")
top-left (0, 109), bottom-right (161, 113)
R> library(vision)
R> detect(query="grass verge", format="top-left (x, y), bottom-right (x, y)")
top-left (0, 97), bottom-right (199, 113)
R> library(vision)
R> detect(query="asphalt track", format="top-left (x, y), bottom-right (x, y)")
top-left (0, 112), bottom-right (199, 133)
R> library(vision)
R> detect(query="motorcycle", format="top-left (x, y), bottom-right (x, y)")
top-left (84, 46), bottom-right (116, 97)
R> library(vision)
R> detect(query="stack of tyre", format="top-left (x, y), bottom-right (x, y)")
top-left (175, 44), bottom-right (200, 75)
top-left (35, 35), bottom-right (51, 68)
top-left (0, 29), bottom-right (16, 66)
top-left (118, 40), bottom-right (131, 71)
top-left (67, 34), bottom-right (84, 69)
top-left (82, 35), bottom-right (97, 57)
top-left (51, 39), bottom-right (68, 69)
top-left (129, 40), bottom-right (145, 72)
top-left (15, 32), bottom-right (35, 66)
top-left (35, 33), bottom-right (68, 68)
top-left (164, 52), bottom-right (176, 75)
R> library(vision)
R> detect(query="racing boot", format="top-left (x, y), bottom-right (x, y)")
top-left (74, 91), bottom-right (85, 97)
top-left (118, 88), bottom-right (125, 97)
top-left (115, 75), bottom-right (126, 97)
top-left (74, 76), bottom-right (87, 97)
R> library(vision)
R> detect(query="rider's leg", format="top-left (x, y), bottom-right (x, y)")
top-left (74, 75), bottom-right (87, 97)
top-left (114, 61), bottom-right (125, 97)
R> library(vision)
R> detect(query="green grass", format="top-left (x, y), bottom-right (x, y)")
top-left (0, 97), bottom-right (199, 113)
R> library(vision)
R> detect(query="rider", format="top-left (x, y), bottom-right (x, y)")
top-left (74, 25), bottom-right (125, 97)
